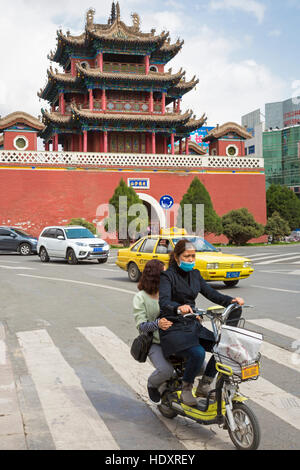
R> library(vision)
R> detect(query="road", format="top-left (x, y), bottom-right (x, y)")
top-left (0, 244), bottom-right (299, 451)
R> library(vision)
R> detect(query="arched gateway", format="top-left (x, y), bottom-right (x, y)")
top-left (137, 193), bottom-right (167, 235)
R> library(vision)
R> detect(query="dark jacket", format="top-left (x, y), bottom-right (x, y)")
top-left (159, 264), bottom-right (234, 357)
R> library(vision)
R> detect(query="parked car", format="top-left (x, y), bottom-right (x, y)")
top-left (37, 226), bottom-right (110, 264)
top-left (285, 230), bottom-right (300, 242)
top-left (116, 232), bottom-right (254, 286)
top-left (0, 227), bottom-right (38, 255)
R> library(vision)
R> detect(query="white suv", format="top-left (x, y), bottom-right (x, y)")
top-left (37, 226), bottom-right (110, 265)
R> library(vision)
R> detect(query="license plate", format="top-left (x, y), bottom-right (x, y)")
top-left (226, 272), bottom-right (240, 279)
top-left (93, 247), bottom-right (103, 253)
top-left (241, 364), bottom-right (259, 380)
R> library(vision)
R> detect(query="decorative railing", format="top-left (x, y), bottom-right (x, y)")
top-left (79, 100), bottom-right (163, 114)
top-left (103, 62), bottom-right (146, 74)
top-left (0, 150), bottom-right (264, 170)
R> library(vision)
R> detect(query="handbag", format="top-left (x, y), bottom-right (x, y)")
top-left (130, 332), bottom-right (153, 363)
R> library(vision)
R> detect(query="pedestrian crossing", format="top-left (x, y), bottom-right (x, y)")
top-left (246, 252), bottom-right (300, 265)
top-left (1, 319), bottom-right (300, 450)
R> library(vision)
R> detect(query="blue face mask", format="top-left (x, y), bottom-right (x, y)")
top-left (179, 261), bottom-right (195, 272)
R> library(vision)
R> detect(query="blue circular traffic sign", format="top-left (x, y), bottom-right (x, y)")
top-left (160, 195), bottom-right (174, 210)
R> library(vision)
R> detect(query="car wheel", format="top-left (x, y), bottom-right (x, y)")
top-left (67, 249), bottom-right (78, 265)
top-left (19, 243), bottom-right (32, 256)
top-left (224, 280), bottom-right (239, 287)
top-left (40, 247), bottom-right (50, 263)
top-left (97, 259), bottom-right (108, 264)
top-left (128, 263), bottom-right (141, 283)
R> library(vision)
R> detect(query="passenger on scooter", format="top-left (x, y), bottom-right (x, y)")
top-left (159, 239), bottom-right (244, 407)
top-left (133, 259), bottom-right (174, 404)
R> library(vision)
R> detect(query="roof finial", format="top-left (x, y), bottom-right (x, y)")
top-left (116, 2), bottom-right (121, 21)
top-left (108, 2), bottom-right (116, 24)
top-left (86, 8), bottom-right (95, 27)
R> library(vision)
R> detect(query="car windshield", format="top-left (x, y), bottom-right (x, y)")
top-left (172, 237), bottom-right (218, 253)
top-left (11, 229), bottom-right (31, 238)
top-left (65, 228), bottom-right (95, 240)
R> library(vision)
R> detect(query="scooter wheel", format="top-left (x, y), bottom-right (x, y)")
top-left (228, 403), bottom-right (261, 451)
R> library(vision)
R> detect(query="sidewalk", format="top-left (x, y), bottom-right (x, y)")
top-left (0, 323), bottom-right (27, 450)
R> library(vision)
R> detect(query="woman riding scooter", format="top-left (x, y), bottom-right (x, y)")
top-left (159, 239), bottom-right (244, 407)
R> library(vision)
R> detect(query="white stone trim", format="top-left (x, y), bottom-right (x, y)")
top-left (0, 150), bottom-right (264, 170)
top-left (226, 144), bottom-right (239, 157)
top-left (13, 136), bottom-right (29, 151)
top-left (137, 193), bottom-right (167, 228)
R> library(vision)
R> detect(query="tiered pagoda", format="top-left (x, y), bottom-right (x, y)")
top-left (38, 2), bottom-right (206, 154)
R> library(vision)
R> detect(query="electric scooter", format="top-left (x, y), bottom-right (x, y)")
top-left (157, 304), bottom-right (262, 451)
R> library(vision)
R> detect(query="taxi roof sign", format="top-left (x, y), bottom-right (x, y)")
top-left (160, 227), bottom-right (188, 236)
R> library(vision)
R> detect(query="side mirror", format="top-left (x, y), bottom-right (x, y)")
top-left (57, 235), bottom-right (65, 240)
top-left (10, 233), bottom-right (17, 238)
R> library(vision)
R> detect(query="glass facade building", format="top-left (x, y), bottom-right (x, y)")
top-left (263, 126), bottom-right (300, 197)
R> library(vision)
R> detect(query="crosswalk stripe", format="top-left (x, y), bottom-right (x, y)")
top-left (248, 319), bottom-right (300, 341)
top-left (260, 341), bottom-right (300, 373)
top-left (16, 329), bottom-right (119, 450)
top-left (250, 253), bottom-right (294, 262)
top-left (78, 326), bottom-right (234, 450)
top-left (241, 378), bottom-right (300, 431)
top-left (256, 255), bottom-right (300, 265)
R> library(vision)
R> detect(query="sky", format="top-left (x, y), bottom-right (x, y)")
top-left (0, 0), bottom-right (298, 127)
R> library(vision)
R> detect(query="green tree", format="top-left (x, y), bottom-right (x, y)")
top-left (177, 177), bottom-right (222, 236)
top-left (264, 211), bottom-right (290, 243)
top-left (266, 184), bottom-right (300, 231)
top-left (222, 208), bottom-right (264, 245)
top-left (105, 178), bottom-right (149, 246)
top-left (69, 218), bottom-right (96, 235)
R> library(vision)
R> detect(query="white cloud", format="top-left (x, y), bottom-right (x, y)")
top-left (268, 29), bottom-right (282, 37)
top-left (210, 0), bottom-right (266, 24)
top-left (170, 26), bottom-right (286, 125)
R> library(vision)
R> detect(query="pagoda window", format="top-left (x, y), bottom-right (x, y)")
top-left (150, 65), bottom-right (158, 73)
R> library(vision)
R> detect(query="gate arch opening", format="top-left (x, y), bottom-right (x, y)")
top-left (137, 193), bottom-right (166, 235)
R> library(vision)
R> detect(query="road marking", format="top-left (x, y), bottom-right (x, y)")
top-left (0, 265), bottom-right (35, 270)
top-left (17, 274), bottom-right (137, 296)
top-left (78, 326), bottom-right (234, 450)
top-left (250, 284), bottom-right (300, 294)
top-left (248, 319), bottom-right (300, 341)
top-left (256, 255), bottom-right (300, 265)
top-left (17, 329), bottom-right (119, 450)
top-left (250, 253), bottom-right (294, 262)
top-left (241, 378), bottom-right (300, 431)
top-left (260, 341), bottom-right (300, 372)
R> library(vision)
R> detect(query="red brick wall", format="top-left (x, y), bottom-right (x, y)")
top-left (4, 131), bottom-right (38, 151)
top-left (0, 168), bottom-right (267, 244)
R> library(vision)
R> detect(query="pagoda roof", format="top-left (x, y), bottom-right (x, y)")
top-left (202, 122), bottom-right (253, 141)
top-left (175, 141), bottom-right (207, 155)
top-left (0, 111), bottom-right (44, 131)
top-left (76, 63), bottom-right (186, 88)
top-left (49, 5), bottom-right (182, 66)
top-left (168, 76), bottom-right (199, 98)
top-left (176, 114), bottom-right (207, 135)
top-left (40, 105), bottom-right (203, 134)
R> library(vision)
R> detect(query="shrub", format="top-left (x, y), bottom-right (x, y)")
top-left (222, 208), bottom-right (264, 245)
top-left (69, 218), bottom-right (96, 235)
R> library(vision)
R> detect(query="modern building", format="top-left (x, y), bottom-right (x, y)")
top-left (241, 109), bottom-right (264, 158)
top-left (263, 125), bottom-right (300, 197)
top-left (265, 97), bottom-right (300, 130)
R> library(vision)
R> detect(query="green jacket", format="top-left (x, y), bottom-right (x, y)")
top-left (133, 290), bottom-right (160, 344)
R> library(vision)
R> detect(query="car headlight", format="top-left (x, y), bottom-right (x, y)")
top-left (207, 263), bottom-right (219, 269)
top-left (76, 242), bottom-right (88, 247)
top-left (243, 261), bottom-right (253, 268)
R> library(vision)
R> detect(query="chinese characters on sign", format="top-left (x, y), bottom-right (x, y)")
top-left (128, 178), bottom-right (150, 190)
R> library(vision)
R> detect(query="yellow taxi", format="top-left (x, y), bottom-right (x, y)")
top-left (116, 228), bottom-right (254, 287)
